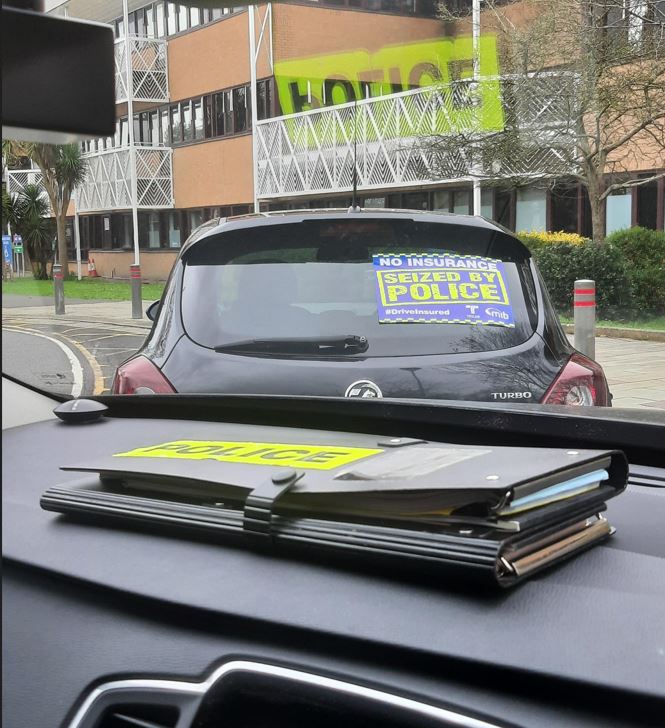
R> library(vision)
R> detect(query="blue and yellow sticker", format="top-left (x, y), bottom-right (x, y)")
top-left (373, 253), bottom-right (515, 326)
top-left (114, 440), bottom-right (383, 471)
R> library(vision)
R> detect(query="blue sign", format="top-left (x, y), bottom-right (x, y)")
top-left (2, 235), bottom-right (12, 265)
top-left (372, 253), bottom-right (515, 327)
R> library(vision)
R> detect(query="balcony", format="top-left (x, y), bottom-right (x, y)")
top-left (255, 72), bottom-right (577, 200)
top-left (115, 35), bottom-right (169, 112)
top-left (76, 144), bottom-right (174, 214)
top-left (5, 165), bottom-right (51, 211)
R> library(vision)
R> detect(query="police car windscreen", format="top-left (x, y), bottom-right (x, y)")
top-left (182, 219), bottom-right (538, 356)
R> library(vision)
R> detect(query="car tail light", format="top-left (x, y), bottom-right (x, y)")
top-left (112, 356), bottom-right (176, 395)
top-left (542, 353), bottom-right (609, 406)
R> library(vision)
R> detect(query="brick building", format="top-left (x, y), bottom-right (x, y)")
top-left (6, 0), bottom-right (664, 279)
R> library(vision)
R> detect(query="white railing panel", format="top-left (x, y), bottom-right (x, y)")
top-left (115, 35), bottom-right (169, 105)
top-left (77, 145), bottom-right (173, 213)
top-left (5, 167), bottom-right (51, 213)
top-left (256, 73), bottom-right (578, 199)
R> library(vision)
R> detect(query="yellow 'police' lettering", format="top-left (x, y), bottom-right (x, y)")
top-left (115, 440), bottom-right (383, 471)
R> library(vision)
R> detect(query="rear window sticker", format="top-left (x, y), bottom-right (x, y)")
top-left (372, 253), bottom-right (515, 326)
top-left (115, 440), bottom-right (384, 471)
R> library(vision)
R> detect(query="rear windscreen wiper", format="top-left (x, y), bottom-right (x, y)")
top-left (214, 334), bottom-right (369, 355)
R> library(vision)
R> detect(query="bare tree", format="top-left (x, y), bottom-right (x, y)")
top-left (432, 0), bottom-right (665, 241)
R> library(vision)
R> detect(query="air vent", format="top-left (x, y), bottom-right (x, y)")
top-left (68, 661), bottom-right (506, 728)
top-left (95, 704), bottom-right (179, 728)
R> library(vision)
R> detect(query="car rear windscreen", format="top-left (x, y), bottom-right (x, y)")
top-left (181, 218), bottom-right (539, 357)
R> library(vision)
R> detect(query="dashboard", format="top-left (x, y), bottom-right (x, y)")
top-left (3, 381), bottom-right (665, 728)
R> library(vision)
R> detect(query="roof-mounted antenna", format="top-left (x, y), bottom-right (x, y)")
top-left (349, 94), bottom-right (361, 213)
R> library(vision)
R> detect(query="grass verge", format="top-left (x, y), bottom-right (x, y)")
top-left (559, 315), bottom-right (665, 331)
top-left (2, 276), bottom-right (165, 301)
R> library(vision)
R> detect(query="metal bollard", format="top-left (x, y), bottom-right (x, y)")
top-left (130, 264), bottom-right (142, 319)
top-left (53, 263), bottom-right (65, 315)
top-left (574, 279), bottom-right (595, 360)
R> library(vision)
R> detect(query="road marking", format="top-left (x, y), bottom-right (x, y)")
top-left (4, 327), bottom-right (83, 398)
top-left (4, 324), bottom-right (106, 396)
top-left (65, 337), bottom-right (106, 395)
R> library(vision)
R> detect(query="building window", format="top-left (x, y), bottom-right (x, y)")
top-left (170, 104), bottom-right (182, 144)
top-left (155, 2), bottom-right (166, 37)
top-left (606, 189), bottom-right (632, 235)
top-left (223, 90), bottom-right (234, 134)
top-left (515, 187), bottom-right (546, 232)
top-left (145, 5), bottom-right (156, 37)
top-left (189, 6), bottom-right (201, 27)
top-left (550, 184), bottom-right (579, 233)
top-left (233, 86), bottom-right (249, 133)
top-left (213, 92), bottom-right (226, 136)
top-left (136, 8), bottom-right (147, 36)
top-left (402, 192), bottom-right (429, 210)
top-left (433, 187), bottom-right (473, 214)
top-left (120, 119), bottom-right (129, 146)
top-left (452, 188), bottom-right (470, 215)
top-left (111, 213), bottom-right (133, 250)
top-left (257, 79), bottom-right (273, 120)
top-left (166, 2), bottom-right (178, 35)
top-left (160, 108), bottom-right (170, 145)
top-left (167, 211), bottom-right (181, 248)
top-left (140, 113), bottom-right (151, 144)
top-left (189, 209), bottom-right (204, 232)
top-left (182, 100), bottom-right (194, 142)
top-left (637, 177), bottom-right (658, 229)
top-left (178, 3), bottom-right (189, 32)
top-left (481, 188), bottom-right (493, 219)
top-left (147, 212), bottom-right (161, 248)
top-left (193, 99), bottom-right (204, 140)
top-left (149, 111), bottom-right (159, 145)
top-left (433, 190), bottom-right (451, 211)
top-left (494, 189), bottom-right (513, 229)
top-left (204, 95), bottom-right (214, 138)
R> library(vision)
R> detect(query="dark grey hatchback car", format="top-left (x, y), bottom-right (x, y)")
top-left (113, 209), bottom-right (610, 406)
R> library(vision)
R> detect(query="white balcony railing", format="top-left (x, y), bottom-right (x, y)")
top-left (115, 35), bottom-right (169, 105)
top-left (5, 166), bottom-right (51, 212)
top-left (76, 145), bottom-right (174, 213)
top-left (256, 72), bottom-right (578, 199)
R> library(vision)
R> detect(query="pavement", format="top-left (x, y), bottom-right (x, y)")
top-left (2, 299), bottom-right (153, 329)
top-left (2, 298), bottom-right (664, 408)
top-left (577, 337), bottom-right (665, 410)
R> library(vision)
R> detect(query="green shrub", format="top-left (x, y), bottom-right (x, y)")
top-left (606, 227), bottom-right (665, 315)
top-left (532, 242), bottom-right (634, 319)
top-left (517, 230), bottom-right (589, 252)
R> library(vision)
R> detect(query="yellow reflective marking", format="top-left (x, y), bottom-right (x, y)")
top-left (114, 440), bottom-right (383, 471)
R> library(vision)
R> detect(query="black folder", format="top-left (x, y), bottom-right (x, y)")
top-left (41, 438), bottom-right (628, 587)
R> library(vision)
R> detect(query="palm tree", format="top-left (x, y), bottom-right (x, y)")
top-left (3, 141), bottom-right (87, 274)
top-left (12, 184), bottom-right (54, 280)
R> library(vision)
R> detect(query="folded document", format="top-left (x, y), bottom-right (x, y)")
top-left (42, 435), bottom-right (628, 587)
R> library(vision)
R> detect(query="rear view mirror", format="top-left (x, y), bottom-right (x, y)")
top-left (2, 4), bottom-right (116, 143)
top-left (146, 301), bottom-right (161, 322)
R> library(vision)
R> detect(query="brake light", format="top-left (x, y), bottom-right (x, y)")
top-left (542, 353), bottom-right (609, 406)
top-left (112, 356), bottom-right (176, 395)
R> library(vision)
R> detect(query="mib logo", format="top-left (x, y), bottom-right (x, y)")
top-left (345, 380), bottom-right (383, 398)
top-left (485, 307), bottom-right (510, 321)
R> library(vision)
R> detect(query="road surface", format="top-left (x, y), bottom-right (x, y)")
top-left (2, 319), bottom-right (147, 396)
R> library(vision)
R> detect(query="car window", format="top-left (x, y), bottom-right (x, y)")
top-left (181, 219), bottom-right (538, 356)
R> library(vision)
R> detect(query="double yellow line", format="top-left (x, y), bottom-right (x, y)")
top-left (3, 322), bottom-right (105, 395)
